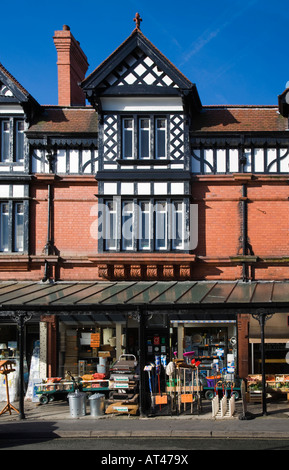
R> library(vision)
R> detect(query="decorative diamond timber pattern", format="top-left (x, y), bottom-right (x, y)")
top-left (99, 48), bottom-right (179, 90)
top-left (103, 115), bottom-right (118, 161)
top-left (170, 115), bottom-right (184, 160)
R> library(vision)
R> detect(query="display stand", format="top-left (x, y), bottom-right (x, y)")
top-left (0, 360), bottom-right (19, 416)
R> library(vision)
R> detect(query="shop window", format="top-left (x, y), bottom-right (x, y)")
top-left (171, 325), bottom-right (236, 377)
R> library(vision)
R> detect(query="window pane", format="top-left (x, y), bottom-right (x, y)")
top-left (123, 118), bottom-right (133, 159)
top-left (14, 203), bottom-right (24, 252)
top-left (155, 201), bottom-right (167, 250)
top-left (1, 121), bottom-right (10, 162)
top-left (16, 121), bottom-right (24, 162)
top-left (139, 201), bottom-right (150, 250)
top-left (139, 118), bottom-right (150, 159)
top-left (122, 201), bottom-right (134, 250)
top-left (0, 203), bottom-right (9, 252)
top-left (105, 201), bottom-right (117, 250)
top-left (156, 118), bottom-right (166, 159)
top-left (172, 201), bottom-right (184, 249)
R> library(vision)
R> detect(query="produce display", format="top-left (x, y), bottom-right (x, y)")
top-left (247, 374), bottom-right (289, 393)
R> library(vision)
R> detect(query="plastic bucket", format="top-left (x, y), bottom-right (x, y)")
top-left (97, 357), bottom-right (107, 374)
top-left (207, 379), bottom-right (215, 387)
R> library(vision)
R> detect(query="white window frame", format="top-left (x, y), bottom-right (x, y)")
top-left (122, 118), bottom-right (134, 160)
top-left (15, 120), bottom-right (24, 162)
top-left (155, 200), bottom-right (168, 250)
top-left (138, 200), bottom-right (151, 251)
top-left (0, 202), bottom-right (9, 251)
top-left (171, 201), bottom-right (185, 250)
top-left (0, 201), bottom-right (25, 253)
top-left (14, 202), bottom-right (24, 252)
top-left (139, 118), bottom-right (150, 160)
top-left (1, 120), bottom-right (10, 162)
top-left (105, 200), bottom-right (118, 251)
top-left (155, 117), bottom-right (167, 159)
top-left (122, 200), bottom-right (134, 251)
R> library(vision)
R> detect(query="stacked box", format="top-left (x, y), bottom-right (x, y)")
top-left (64, 332), bottom-right (78, 375)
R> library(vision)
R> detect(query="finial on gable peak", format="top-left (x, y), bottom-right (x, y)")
top-left (133, 12), bottom-right (142, 30)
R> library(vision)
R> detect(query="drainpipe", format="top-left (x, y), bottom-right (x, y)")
top-left (42, 184), bottom-right (52, 282)
top-left (241, 184), bottom-right (248, 282)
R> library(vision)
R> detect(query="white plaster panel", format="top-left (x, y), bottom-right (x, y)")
top-left (204, 149), bottom-right (214, 173)
top-left (171, 182), bottom-right (184, 194)
top-left (254, 148), bottom-right (264, 172)
top-left (280, 148), bottom-right (289, 173)
top-left (121, 182), bottom-right (134, 195)
top-left (101, 97), bottom-right (183, 112)
top-left (0, 185), bottom-right (9, 197)
top-left (69, 150), bottom-right (79, 173)
top-left (137, 182), bottom-right (151, 195)
top-left (154, 182), bottom-right (167, 195)
top-left (31, 150), bottom-right (42, 173)
top-left (103, 182), bottom-right (118, 195)
top-left (216, 149), bottom-right (226, 173)
top-left (229, 149), bottom-right (239, 173)
top-left (0, 166), bottom-right (10, 172)
top-left (171, 163), bottom-right (184, 169)
top-left (12, 185), bottom-right (24, 198)
top-left (82, 149), bottom-right (91, 173)
top-left (56, 149), bottom-right (66, 173)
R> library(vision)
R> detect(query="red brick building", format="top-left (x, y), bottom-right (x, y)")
top-left (1, 18), bottom-right (289, 416)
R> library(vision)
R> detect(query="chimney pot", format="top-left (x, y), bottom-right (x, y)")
top-left (63, 24), bottom-right (70, 31)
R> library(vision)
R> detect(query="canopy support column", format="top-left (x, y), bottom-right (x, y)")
top-left (10, 311), bottom-right (32, 420)
top-left (136, 307), bottom-right (147, 417)
top-left (252, 309), bottom-right (274, 416)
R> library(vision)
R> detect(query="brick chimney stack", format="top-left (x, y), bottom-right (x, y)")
top-left (53, 25), bottom-right (89, 106)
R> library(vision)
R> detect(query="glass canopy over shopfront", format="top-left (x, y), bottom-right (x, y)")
top-left (0, 280), bottom-right (288, 309)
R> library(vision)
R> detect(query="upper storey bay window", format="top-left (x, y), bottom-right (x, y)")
top-left (103, 199), bottom-right (186, 252)
top-left (122, 116), bottom-right (167, 160)
top-left (0, 118), bottom-right (25, 163)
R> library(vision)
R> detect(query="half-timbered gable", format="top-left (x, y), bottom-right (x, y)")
top-left (81, 26), bottom-right (201, 259)
top-left (0, 63), bottom-right (39, 257)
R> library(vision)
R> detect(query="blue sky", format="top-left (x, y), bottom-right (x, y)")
top-left (1, 0), bottom-right (289, 106)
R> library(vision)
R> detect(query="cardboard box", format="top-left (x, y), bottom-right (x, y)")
top-left (98, 351), bottom-right (111, 358)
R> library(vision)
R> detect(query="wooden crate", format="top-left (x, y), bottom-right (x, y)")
top-left (246, 392), bottom-right (263, 403)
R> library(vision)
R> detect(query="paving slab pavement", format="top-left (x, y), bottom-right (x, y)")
top-left (0, 399), bottom-right (289, 439)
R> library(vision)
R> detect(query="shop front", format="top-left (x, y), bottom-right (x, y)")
top-left (0, 280), bottom-right (289, 419)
